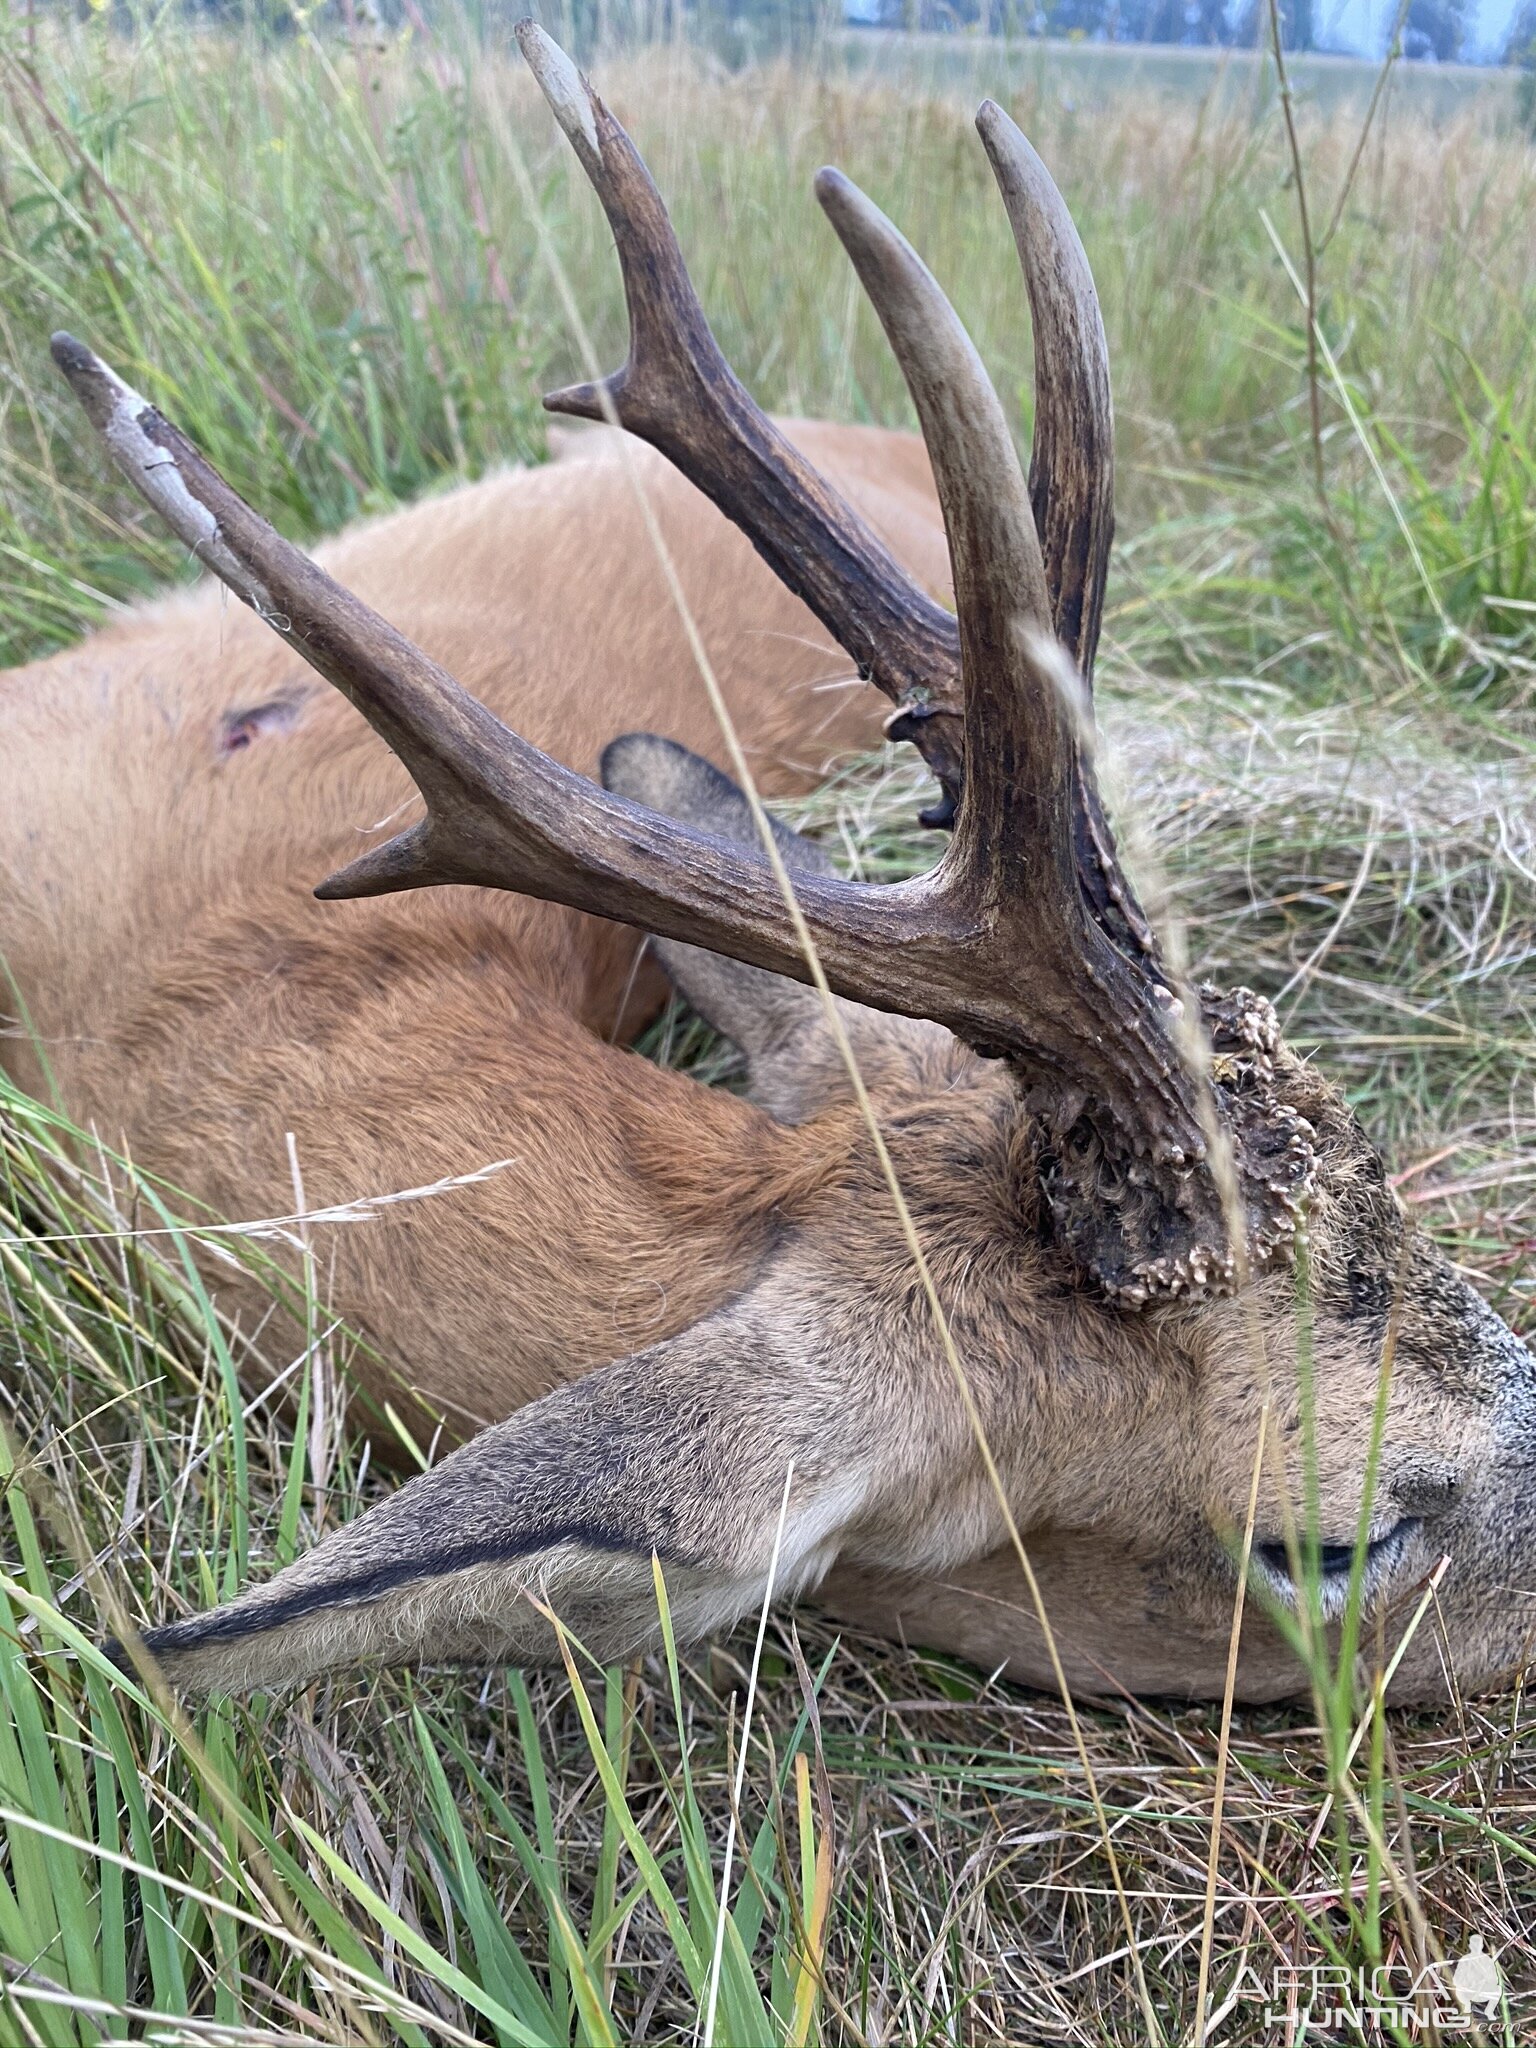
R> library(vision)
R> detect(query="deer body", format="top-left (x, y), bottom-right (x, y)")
top-left (15, 27), bottom-right (1536, 1705)
top-left (1, 423), bottom-right (938, 1435)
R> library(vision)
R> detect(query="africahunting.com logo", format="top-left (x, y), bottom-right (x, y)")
top-left (1232, 1936), bottom-right (1510, 2033)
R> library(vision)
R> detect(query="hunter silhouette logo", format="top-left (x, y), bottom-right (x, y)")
top-left (1450, 1935), bottom-right (1502, 2018)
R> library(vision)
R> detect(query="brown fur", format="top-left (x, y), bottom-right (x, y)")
top-left (6, 421), bottom-right (1535, 1705)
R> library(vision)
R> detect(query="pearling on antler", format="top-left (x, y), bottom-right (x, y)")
top-left (51, 27), bottom-right (1316, 1300)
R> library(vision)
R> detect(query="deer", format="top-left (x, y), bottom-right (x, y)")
top-left (10, 23), bottom-right (1535, 1707)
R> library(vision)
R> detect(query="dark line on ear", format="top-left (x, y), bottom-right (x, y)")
top-left (124, 1518), bottom-right (691, 1662)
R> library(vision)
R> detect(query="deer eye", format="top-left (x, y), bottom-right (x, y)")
top-left (1254, 1518), bottom-right (1420, 1593)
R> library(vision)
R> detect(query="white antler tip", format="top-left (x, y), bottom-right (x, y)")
top-left (50, 330), bottom-right (98, 380)
top-left (50, 331), bottom-right (142, 429)
top-left (975, 100), bottom-right (1019, 164)
top-left (515, 20), bottom-right (598, 156)
top-left (52, 331), bottom-right (261, 593)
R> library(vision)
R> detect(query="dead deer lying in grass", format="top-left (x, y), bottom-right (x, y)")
top-left (15, 25), bottom-right (1536, 1704)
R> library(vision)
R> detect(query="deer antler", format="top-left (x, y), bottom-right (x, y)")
top-left (52, 37), bottom-right (1316, 1302)
top-left (516, 21), bottom-right (965, 827)
top-left (522, 24), bottom-right (1145, 947)
top-left (977, 101), bottom-right (1113, 686)
top-left (974, 101), bottom-right (1150, 955)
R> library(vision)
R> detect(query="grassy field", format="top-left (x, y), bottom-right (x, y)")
top-left (2, 8), bottom-right (1536, 2043)
top-left (829, 27), bottom-right (1521, 123)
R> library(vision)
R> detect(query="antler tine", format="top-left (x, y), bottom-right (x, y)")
top-left (975, 100), bottom-right (1156, 961)
top-left (47, 337), bottom-right (485, 876)
top-left (976, 100), bottom-right (1113, 687)
top-left (812, 169), bottom-right (1079, 930)
top-left (516, 20), bottom-right (966, 822)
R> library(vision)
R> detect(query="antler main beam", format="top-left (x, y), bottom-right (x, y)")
top-left (975, 101), bottom-right (1151, 956)
top-left (813, 165), bottom-right (1070, 924)
top-left (976, 102), bottom-right (1113, 685)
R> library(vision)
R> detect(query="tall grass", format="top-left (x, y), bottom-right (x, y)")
top-left (1, 8), bottom-right (1535, 2042)
top-left (4, 13), bottom-right (1536, 688)
top-left (1, 1085), bottom-right (856, 2046)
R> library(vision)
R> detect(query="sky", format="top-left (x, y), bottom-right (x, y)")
top-left (1309, 0), bottom-right (1520, 56)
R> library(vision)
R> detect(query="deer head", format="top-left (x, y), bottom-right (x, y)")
top-left (55, 27), bottom-right (1536, 1703)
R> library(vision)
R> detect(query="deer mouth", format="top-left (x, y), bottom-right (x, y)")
top-left (1252, 1518), bottom-right (1422, 1616)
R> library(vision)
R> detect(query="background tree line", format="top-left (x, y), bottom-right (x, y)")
top-left (858, 0), bottom-right (1473, 60)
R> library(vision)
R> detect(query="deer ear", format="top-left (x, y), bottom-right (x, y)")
top-left (115, 1289), bottom-right (961, 1695)
top-left (601, 732), bottom-right (835, 882)
top-left (602, 733), bottom-right (946, 1119)
top-left (601, 734), bottom-right (837, 1107)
